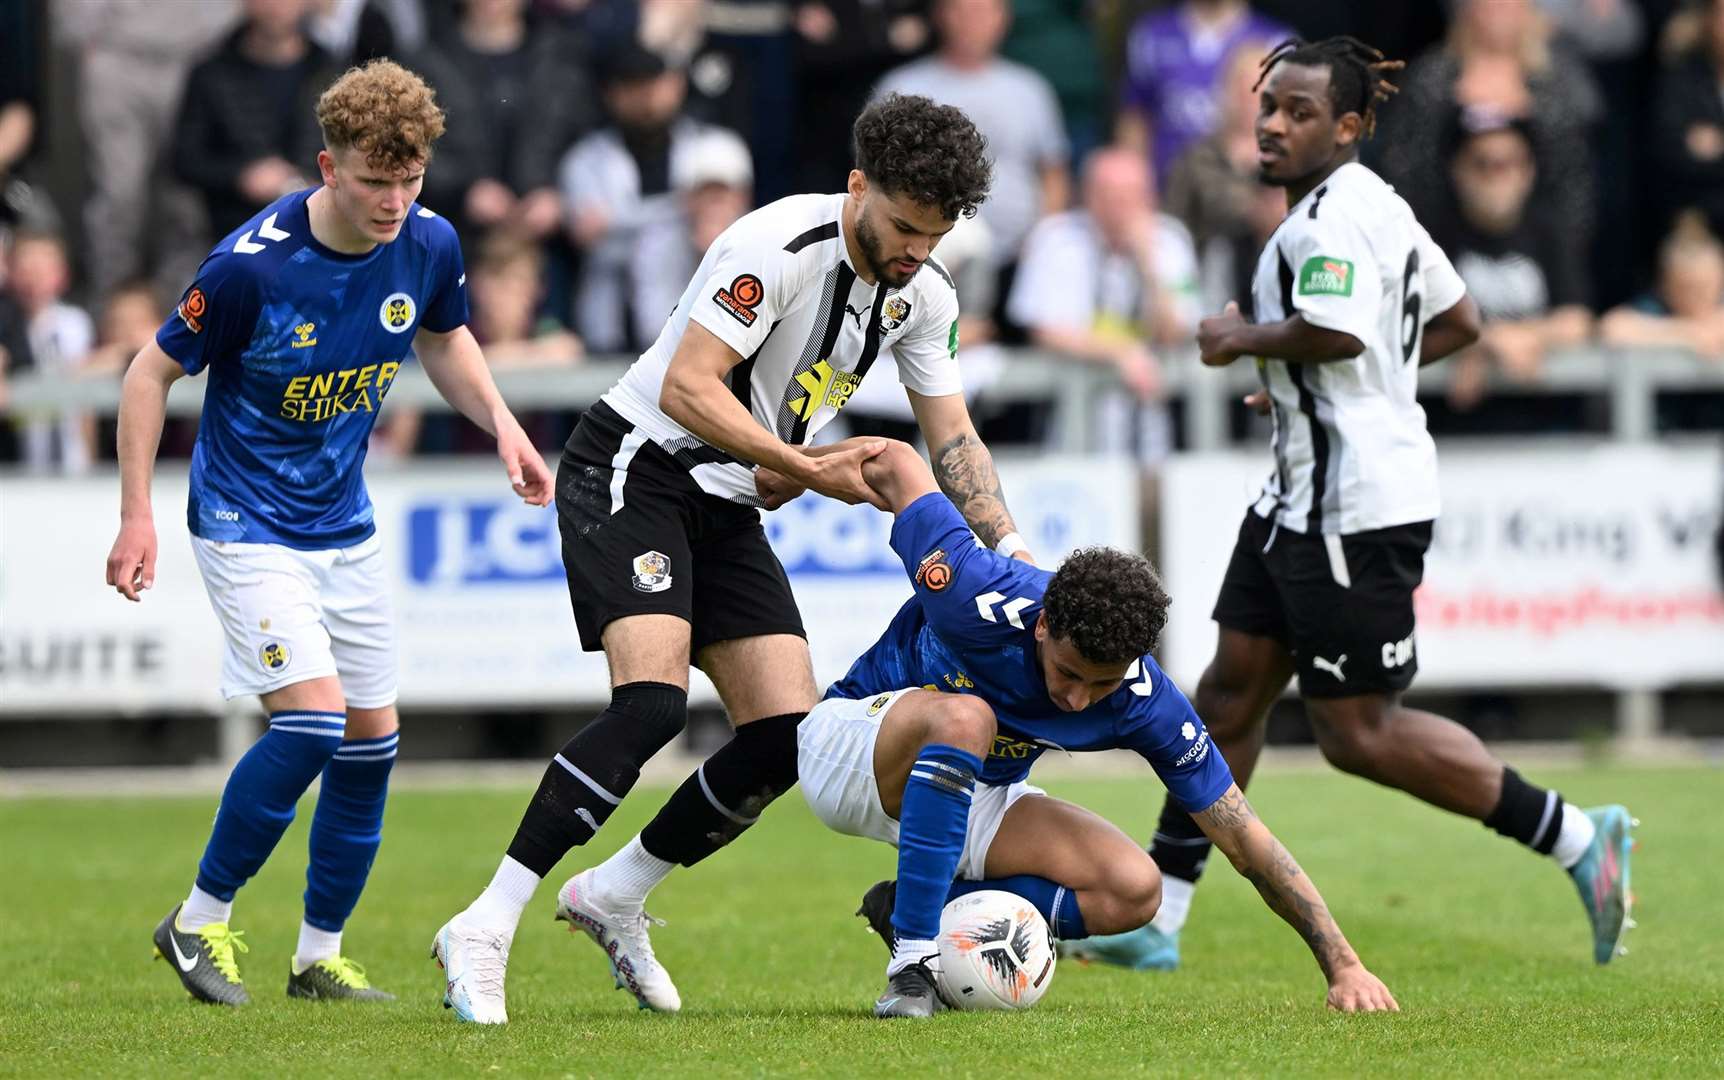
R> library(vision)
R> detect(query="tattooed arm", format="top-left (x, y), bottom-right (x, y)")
top-left (906, 389), bottom-right (1029, 560)
top-left (1192, 784), bottom-right (1400, 1012)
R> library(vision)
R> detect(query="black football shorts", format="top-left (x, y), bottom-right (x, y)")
top-left (1211, 509), bottom-right (1432, 698)
top-left (556, 402), bottom-right (805, 653)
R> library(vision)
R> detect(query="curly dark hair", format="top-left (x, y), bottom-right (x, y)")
top-left (1041, 548), bottom-right (1171, 665)
top-left (852, 93), bottom-right (993, 221)
top-left (1255, 36), bottom-right (1405, 140)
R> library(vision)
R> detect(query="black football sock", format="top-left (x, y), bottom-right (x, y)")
top-left (638, 712), bottom-right (804, 866)
top-left (1482, 766), bottom-right (1563, 854)
top-left (1147, 793), bottom-right (1213, 885)
top-left (504, 681), bottom-right (687, 877)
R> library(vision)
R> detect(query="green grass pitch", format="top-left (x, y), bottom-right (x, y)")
top-left (2, 764), bottom-right (1719, 1077)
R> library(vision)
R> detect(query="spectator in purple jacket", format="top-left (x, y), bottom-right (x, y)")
top-left (1116, 0), bottom-right (1291, 192)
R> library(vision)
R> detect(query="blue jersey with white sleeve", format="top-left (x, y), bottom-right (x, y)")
top-left (827, 493), bottom-right (1233, 813)
top-left (156, 189), bottom-right (468, 549)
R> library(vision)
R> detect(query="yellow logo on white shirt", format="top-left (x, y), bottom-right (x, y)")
top-left (786, 358), bottom-right (861, 422)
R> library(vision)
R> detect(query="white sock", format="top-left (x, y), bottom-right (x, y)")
top-left (1151, 877), bottom-right (1195, 935)
top-left (590, 836), bottom-right (675, 909)
top-left (294, 922), bottom-right (342, 973)
top-left (461, 855), bottom-right (541, 933)
top-left (887, 937), bottom-right (940, 977)
top-left (1551, 803), bottom-right (1597, 869)
top-left (178, 885), bottom-right (233, 932)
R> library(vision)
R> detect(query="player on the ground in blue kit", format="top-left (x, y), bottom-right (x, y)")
top-left (104, 59), bottom-right (551, 1006)
top-left (796, 440), bottom-right (1397, 1017)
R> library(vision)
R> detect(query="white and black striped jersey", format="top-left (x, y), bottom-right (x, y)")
top-left (1247, 162), bottom-right (1467, 536)
top-left (601, 192), bottom-right (964, 504)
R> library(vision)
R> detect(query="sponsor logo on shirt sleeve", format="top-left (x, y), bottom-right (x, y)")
top-left (914, 548), bottom-right (952, 591)
top-left (177, 287), bottom-right (207, 334)
top-left (712, 273), bottom-right (764, 327)
top-left (1297, 256), bottom-right (1354, 297)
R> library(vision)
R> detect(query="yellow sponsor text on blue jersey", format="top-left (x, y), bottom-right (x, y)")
top-left (280, 361), bottom-right (403, 422)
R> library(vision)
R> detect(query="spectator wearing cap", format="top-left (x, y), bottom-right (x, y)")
top-left (170, 0), bottom-right (335, 241)
top-left (1600, 212), bottom-right (1724, 361)
top-left (1115, 0), bottom-right (1292, 194)
top-left (1006, 147), bottom-right (1200, 460)
top-left (1431, 109), bottom-right (1591, 408)
top-left (630, 127), bottom-right (755, 329)
top-left (559, 44), bottom-right (753, 352)
top-left (415, 0), bottom-right (599, 250)
top-left (874, 0), bottom-right (1070, 330)
top-left (1652, 0), bottom-right (1724, 243)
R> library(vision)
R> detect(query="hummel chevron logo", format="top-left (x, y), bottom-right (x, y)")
top-left (1122, 658), bottom-right (1154, 696)
top-left (233, 212), bottom-right (291, 255)
top-left (1312, 654), bottom-right (1348, 681)
top-left (975, 591), bottom-right (1033, 629)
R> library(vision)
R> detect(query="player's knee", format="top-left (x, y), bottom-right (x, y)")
top-left (1112, 856), bottom-right (1163, 928)
top-left (1309, 701), bottom-right (1389, 777)
top-left (927, 694), bottom-right (996, 755)
top-left (607, 681), bottom-right (689, 755)
top-left (1193, 667), bottom-right (1252, 740)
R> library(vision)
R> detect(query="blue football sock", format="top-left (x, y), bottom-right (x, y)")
top-left (948, 875), bottom-right (1088, 940)
top-left (892, 743), bottom-right (982, 943)
top-left (304, 730), bottom-right (399, 932)
top-left (194, 711), bottom-right (346, 901)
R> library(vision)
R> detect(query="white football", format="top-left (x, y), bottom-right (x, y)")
top-left (935, 890), bottom-right (1057, 1011)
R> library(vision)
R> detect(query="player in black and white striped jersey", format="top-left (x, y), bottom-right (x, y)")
top-left (1066, 36), bottom-right (1637, 975)
top-left (433, 93), bottom-right (1038, 1022)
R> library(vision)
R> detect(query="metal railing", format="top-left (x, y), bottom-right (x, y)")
top-left (7, 344), bottom-right (1722, 451)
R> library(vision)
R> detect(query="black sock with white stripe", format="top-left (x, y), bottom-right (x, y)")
top-left (1149, 796), bottom-right (1214, 885)
top-left (1483, 766), bottom-right (1564, 855)
top-left (503, 682), bottom-right (688, 877)
top-left (636, 712), bottom-right (804, 866)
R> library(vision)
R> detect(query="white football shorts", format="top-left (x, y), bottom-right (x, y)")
top-left (190, 534), bottom-right (398, 708)
top-left (797, 688), bottom-right (1044, 881)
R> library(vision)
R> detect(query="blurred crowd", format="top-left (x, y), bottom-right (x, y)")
top-left (2, 0), bottom-right (1722, 472)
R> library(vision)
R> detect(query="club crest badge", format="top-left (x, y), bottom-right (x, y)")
top-left (631, 550), bottom-right (673, 593)
top-left (880, 295), bottom-right (912, 332)
top-left (258, 641), bottom-right (292, 672)
top-left (379, 292), bottom-right (417, 334)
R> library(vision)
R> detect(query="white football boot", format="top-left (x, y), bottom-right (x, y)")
top-left (554, 868), bottom-right (682, 1012)
top-left (430, 916), bottom-right (512, 1024)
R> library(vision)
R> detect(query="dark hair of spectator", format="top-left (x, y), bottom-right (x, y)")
top-left (1255, 36), bottom-right (1405, 139)
top-left (1041, 547), bottom-right (1170, 665)
top-left (316, 59), bottom-right (446, 173)
top-left (852, 93), bottom-right (993, 221)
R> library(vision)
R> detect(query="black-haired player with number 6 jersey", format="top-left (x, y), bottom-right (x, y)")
top-left (1064, 36), bottom-right (1636, 973)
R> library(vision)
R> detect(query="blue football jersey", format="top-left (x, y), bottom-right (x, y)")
top-left (827, 493), bottom-right (1234, 813)
top-left (156, 189), bottom-right (468, 549)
